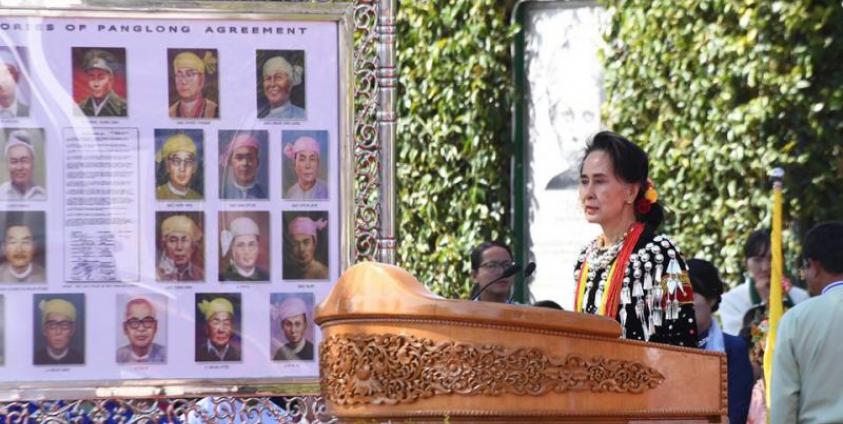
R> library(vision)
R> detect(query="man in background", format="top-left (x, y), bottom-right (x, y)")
top-left (35, 297), bottom-right (83, 365)
top-left (116, 297), bottom-right (166, 364)
top-left (0, 220), bottom-right (45, 283)
top-left (156, 133), bottom-right (202, 200)
top-left (196, 296), bottom-right (240, 362)
top-left (157, 214), bottom-right (204, 281)
top-left (0, 49), bottom-right (29, 117)
top-left (219, 132), bottom-right (266, 199)
top-left (771, 221), bottom-right (843, 423)
top-left (77, 49), bottom-right (127, 117)
top-left (0, 129), bottom-right (45, 200)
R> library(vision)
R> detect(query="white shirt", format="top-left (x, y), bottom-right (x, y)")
top-left (719, 281), bottom-right (810, 335)
top-left (0, 180), bottom-right (46, 201)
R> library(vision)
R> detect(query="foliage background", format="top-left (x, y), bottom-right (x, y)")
top-left (395, 0), bottom-right (520, 298)
top-left (601, 0), bottom-right (843, 283)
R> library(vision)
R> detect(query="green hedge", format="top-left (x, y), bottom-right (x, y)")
top-left (602, 0), bottom-right (843, 283)
top-left (395, 1), bottom-right (519, 298)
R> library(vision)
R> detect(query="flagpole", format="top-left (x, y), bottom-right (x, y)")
top-left (764, 167), bottom-right (784, 412)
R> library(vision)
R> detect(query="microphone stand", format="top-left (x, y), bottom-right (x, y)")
top-left (507, 262), bottom-right (536, 304)
top-left (470, 264), bottom-right (521, 301)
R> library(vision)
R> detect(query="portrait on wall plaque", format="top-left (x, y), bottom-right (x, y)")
top-left (155, 211), bottom-right (205, 282)
top-left (218, 130), bottom-right (269, 200)
top-left (270, 292), bottom-right (314, 361)
top-left (195, 293), bottom-right (241, 362)
top-left (115, 294), bottom-right (167, 364)
top-left (0, 127), bottom-right (46, 201)
top-left (167, 48), bottom-right (219, 119)
top-left (282, 130), bottom-right (328, 201)
top-left (154, 129), bottom-right (204, 201)
top-left (282, 211), bottom-right (328, 281)
top-left (72, 47), bottom-right (128, 117)
top-left (256, 50), bottom-right (305, 120)
top-left (0, 47), bottom-right (30, 118)
top-left (33, 293), bottom-right (85, 366)
top-left (218, 211), bottom-right (270, 282)
top-left (0, 210), bottom-right (46, 283)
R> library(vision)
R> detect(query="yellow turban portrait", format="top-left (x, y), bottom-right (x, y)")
top-left (198, 297), bottom-right (234, 321)
top-left (39, 298), bottom-right (77, 324)
top-left (160, 215), bottom-right (202, 241)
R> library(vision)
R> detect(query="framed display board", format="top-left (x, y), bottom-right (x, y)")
top-left (0, 0), bottom-right (377, 402)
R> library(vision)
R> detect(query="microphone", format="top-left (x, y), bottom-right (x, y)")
top-left (470, 263), bottom-right (521, 301)
top-left (524, 262), bottom-right (536, 278)
top-left (506, 261), bottom-right (536, 304)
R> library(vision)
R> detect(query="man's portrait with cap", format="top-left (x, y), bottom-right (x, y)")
top-left (282, 130), bottom-right (329, 200)
top-left (168, 49), bottom-right (219, 119)
top-left (256, 50), bottom-right (305, 120)
top-left (0, 211), bottom-right (45, 283)
top-left (33, 293), bottom-right (85, 365)
top-left (156, 212), bottom-right (205, 282)
top-left (73, 47), bottom-right (127, 117)
top-left (195, 293), bottom-right (241, 362)
top-left (271, 293), bottom-right (314, 361)
top-left (116, 294), bottom-right (167, 364)
top-left (219, 212), bottom-right (270, 282)
top-left (0, 47), bottom-right (30, 118)
top-left (0, 128), bottom-right (46, 201)
top-left (282, 211), bottom-right (329, 280)
top-left (155, 129), bottom-right (204, 200)
top-left (218, 130), bottom-right (268, 200)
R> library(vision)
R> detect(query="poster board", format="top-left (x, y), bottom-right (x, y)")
top-left (0, 1), bottom-right (354, 399)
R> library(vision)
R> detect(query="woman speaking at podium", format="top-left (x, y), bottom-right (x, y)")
top-left (574, 131), bottom-right (697, 347)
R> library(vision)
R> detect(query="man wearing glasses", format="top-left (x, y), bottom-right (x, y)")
top-left (469, 241), bottom-right (516, 303)
top-left (156, 133), bottom-right (202, 200)
top-left (35, 297), bottom-right (83, 365)
top-left (116, 297), bottom-right (166, 364)
top-left (169, 51), bottom-right (218, 119)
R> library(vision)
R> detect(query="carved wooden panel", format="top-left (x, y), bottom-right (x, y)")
top-left (320, 333), bottom-right (665, 406)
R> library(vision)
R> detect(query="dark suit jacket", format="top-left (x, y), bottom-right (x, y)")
top-left (724, 333), bottom-right (753, 424)
top-left (34, 347), bottom-right (84, 365)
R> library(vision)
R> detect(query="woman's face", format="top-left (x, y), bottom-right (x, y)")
top-left (578, 150), bottom-right (636, 226)
top-left (746, 247), bottom-right (772, 299)
top-left (471, 246), bottom-right (514, 299)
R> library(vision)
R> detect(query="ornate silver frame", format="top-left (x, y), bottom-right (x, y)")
top-left (0, 0), bottom-right (395, 419)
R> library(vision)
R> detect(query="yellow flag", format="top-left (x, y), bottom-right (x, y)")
top-left (764, 173), bottom-right (784, 409)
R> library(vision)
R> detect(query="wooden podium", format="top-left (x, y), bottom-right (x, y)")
top-left (315, 263), bottom-right (727, 423)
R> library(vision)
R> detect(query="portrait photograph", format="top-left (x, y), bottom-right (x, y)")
top-left (33, 293), bottom-right (85, 366)
top-left (154, 129), bottom-right (204, 201)
top-left (218, 130), bottom-right (269, 200)
top-left (0, 127), bottom-right (46, 201)
top-left (0, 210), bottom-right (46, 283)
top-left (167, 48), bottom-right (219, 119)
top-left (115, 294), bottom-right (167, 364)
top-left (71, 47), bottom-right (128, 117)
top-left (270, 292), bottom-right (315, 361)
top-left (282, 130), bottom-right (329, 201)
top-left (282, 211), bottom-right (329, 281)
top-left (195, 292), bottom-right (241, 362)
top-left (218, 211), bottom-right (270, 282)
top-left (155, 211), bottom-right (205, 282)
top-left (256, 50), bottom-right (305, 121)
top-left (0, 47), bottom-right (31, 118)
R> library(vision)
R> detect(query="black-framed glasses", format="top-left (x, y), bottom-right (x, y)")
top-left (44, 320), bottom-right (74, 332)
top-left (125, 317), bottom-right (157, 330)
top-left (479, 261), bottom-right (514, 271)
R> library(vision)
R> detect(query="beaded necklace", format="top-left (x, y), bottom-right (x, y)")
top-left (575, 222), bottom-right (645, 317)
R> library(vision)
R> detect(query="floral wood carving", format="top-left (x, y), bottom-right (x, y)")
top-left (320, 333), bottom-right (665, 406)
